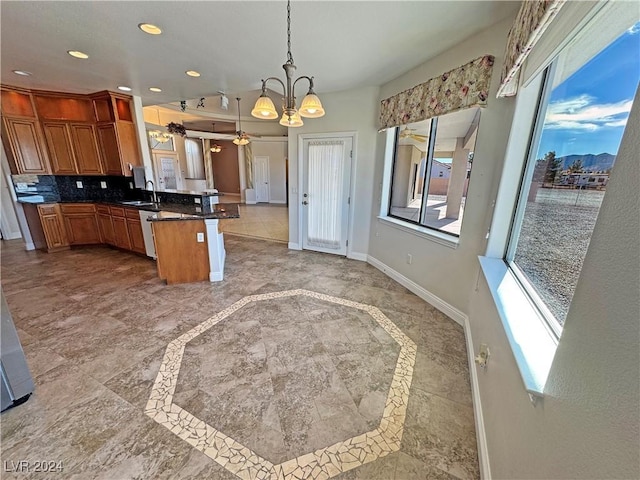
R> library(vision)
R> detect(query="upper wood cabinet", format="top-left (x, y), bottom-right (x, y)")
top-left (69, 124), bottom-right (103, 174)
top-left (42, 122), bottom-right (77, 174)
top-left (1, 117), bottom-right (51, 174)
top-left (1, 87), bottom-right (37, 118)
top-left (91, 91), bottom-right (141, 176)
top-left (34, 94), bottom-right (94, 122)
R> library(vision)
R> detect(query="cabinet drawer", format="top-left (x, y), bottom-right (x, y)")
top-left (38, 204), bottom-right (58, 216)
top-left (109, 206), bottom-right (126, 217)
top-left (96, 204), bottom-right (110, 215)
top-left (60, 203), bottom-right (96, 214)
top-left (125, 208), bottom-right (140, 219)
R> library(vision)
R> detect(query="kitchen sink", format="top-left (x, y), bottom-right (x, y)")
top-left (119, 200), bottom-right (156, 206)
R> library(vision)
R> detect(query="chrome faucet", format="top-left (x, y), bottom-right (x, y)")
top-left (146, 180), bottom-right (158, 204)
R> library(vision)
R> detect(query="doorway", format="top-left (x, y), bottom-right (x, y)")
top-left (152, 152), bottom-right (180, 190)
top-left (254, 156), bottom-right (270, 203)
top-left (300, 135), bottom-right (353, 256)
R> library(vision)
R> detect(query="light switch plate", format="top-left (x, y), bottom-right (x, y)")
top-left (76, 181), bottom-right (83, 188)
top-left (194, 198), bottom-right (201, 204)
top-left (100, 181), bottom-right (107, 189)
top-left (196, 232), bottom-right (205, 243)
top-left (129, 182), bottom-right (133, 189)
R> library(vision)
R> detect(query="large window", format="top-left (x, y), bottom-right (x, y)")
top-left (388, 107), bottom-right (480, 237)
top-left (507, 21), bottom-right (639, 333)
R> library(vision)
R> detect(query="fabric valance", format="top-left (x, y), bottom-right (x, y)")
top-left (496, 0), bottom-right (566, 98)
top-left (379, 55), bottom-right (495, 130)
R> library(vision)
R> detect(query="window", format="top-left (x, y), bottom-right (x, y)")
top-left (387, 107), bottom-right (480, 237)
top-left (506, 21), bottom-right (639, 333)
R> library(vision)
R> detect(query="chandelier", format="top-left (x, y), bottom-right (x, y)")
top-left (210, 144), bottom-right (222, 153)
top-left (251, 0), bottom-right (325, 127)
top-left (233, 97), bottom-right (250, 146)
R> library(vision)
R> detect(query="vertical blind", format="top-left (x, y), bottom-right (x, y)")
top-left (307, 140), bottom-right (345, 249)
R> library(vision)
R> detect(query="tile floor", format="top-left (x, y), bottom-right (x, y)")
top-left (0, 237), bottom-right (477, 479)
top-left (218, 204), bottom-right (288, 243)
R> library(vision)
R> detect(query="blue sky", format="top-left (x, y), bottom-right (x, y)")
top-left (537, 22), bottom-right (640, 159)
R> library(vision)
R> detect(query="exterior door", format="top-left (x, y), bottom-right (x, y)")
top-left (301, 136), bottom-right (352, 256)
top-left (153, 152), bottom-right (179, 190)
top-left (254, 156), bottom-right (270, 203)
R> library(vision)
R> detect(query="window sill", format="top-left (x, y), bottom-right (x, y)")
top-left (377, 216), bottom-right (459, 249)
top-left (478, 256), bottom-right (558, 397)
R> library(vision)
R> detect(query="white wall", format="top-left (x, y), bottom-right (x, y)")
top-left (468, 85), bottom-right (640, 480)
top-left (367, 17), bottom-right (516, 314)
top-left (251, 140), bottom-right (288, 204)
top-left (288, 85), bottom-right (380, 257)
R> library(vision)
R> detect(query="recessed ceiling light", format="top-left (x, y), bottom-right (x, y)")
top-left (12, 70), bottom-right (32, 76)
top-left (185, 70), bottom-right (201, 77)
top-left (138, 23), bottom-right (162, 35)
top-left (149, 87), bottom-right (162, 92)
top-left (67, 50), bottom-right (89, 59)
top-left (118, 85), bottom-right (132, 92)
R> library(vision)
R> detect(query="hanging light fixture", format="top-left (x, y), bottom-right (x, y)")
top-left (210, 144), bottom-right (222, 153)
top-left (251, 0), bottom-right (325, 127)
top-left (148, 108), bottom-right (172, 143)
top-left (233, 97), bottom-right (250, 146)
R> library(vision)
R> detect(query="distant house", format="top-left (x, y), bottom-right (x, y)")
top-left (431, 159), bottom-right (452, 178)
top-left (559, 172), bottom-right (609, 188)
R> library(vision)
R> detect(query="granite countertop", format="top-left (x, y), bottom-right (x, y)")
top-left (17, 197), bottom-right (240, 221)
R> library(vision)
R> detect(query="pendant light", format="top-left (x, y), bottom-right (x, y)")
top-left (148, 108), bottom-right (172, 143)
top-left (233, 98), bottom-right (250, 146)
top-left (251, 0), bottom-right (325, 126)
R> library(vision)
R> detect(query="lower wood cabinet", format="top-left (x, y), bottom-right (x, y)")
top-left (125, 208), bottom-right (146, 254)
top-left (60, 203), bottom-right (101, 245)
top-left (96, 205), bottom-right (115, 245)
top-left (111, 213), bottom-right (132, 250)
top-left (21, 203), bottom-right (69, 252)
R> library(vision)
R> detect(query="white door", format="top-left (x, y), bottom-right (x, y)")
top-left (301, 137), bottom-right (352, 255)
top-left (153, 153), bottom-right (179, 190)
top-left (254, 156), bottom-right (270, 203)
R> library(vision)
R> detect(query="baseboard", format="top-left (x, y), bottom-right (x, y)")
top-left (245, 200), bottom-right (257, 205)
top-left (269, 200), bottom-right (287, 205)
top-left (366, 255), bottom-right (466, 326)
top-left (288, 242), bottom-right (301, 250)
top-left (464, 317), bottom-right (491, 480)
top-left (347, 251), bottom-right (368, 262)
top-left (3, 230), bottom-right (21, 240)
top-left (24, 241), bottom-right (36, 251)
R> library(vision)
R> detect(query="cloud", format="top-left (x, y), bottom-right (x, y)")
top-left (543, 95), bottom-right (633, 131)
top-left (628, 22), bottom-right (640, 35)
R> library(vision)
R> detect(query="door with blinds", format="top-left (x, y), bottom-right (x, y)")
top-left (301, 137), bottom-right (352, 255)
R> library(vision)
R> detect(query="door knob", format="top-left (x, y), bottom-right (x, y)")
top-left (302, 201), bottom-right (308, 205)
top-left (303, 193), bottom-right (308, 197)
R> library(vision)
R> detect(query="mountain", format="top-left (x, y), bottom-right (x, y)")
top-left (557, 153), bottom-right (616, 172)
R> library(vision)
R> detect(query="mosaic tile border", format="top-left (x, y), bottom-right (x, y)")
top-left (146, 289), bottom-right (417, 480)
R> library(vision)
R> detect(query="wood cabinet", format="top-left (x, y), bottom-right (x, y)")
top-left (153, 220), bottom-right (209, 284)
top-left (70, 124), bottom-right (103, 174)
top-left (34, 94), bottom-right (94, 122)
top-left (91, 92), bottom-right (141, 176)
top-left (110, 207), bottom-right (132, 250)
top-left (42, 122), bottom-right (103, 175)
top-left (126, 216), bottom-right (146, 254)
top-left (37, 204), bottom-right (69, 251)
top-left (97, 205), bottom-right (115, 245)
top-left (60, 203), bottom-right (101, 245)
top-left (1, 117), bottom-right (50, 174)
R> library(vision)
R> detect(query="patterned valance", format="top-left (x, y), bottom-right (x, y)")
top-left (497, 0), bottom-right (566, 98)
top-left (379, 55), bottom-right (495, 130)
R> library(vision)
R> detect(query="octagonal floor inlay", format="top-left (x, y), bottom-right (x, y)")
top-left (146, 289), bottom-right (417, 480)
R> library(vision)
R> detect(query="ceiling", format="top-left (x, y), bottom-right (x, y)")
top-left (1, 1), bottom-right (520, 108)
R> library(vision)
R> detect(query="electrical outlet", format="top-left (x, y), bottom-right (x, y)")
top-left (100, 181), bottom-right (107, 189)
top-left (406, 254), bottom-right (412, 264)
top-left (129, 182), bottom-right (133, 189)
top-left (194, 198), bottom-right (201, 204)
top-left (196, 232), bottom-right (205, 243)
top-left (76, 181), bottom-right (83, 188)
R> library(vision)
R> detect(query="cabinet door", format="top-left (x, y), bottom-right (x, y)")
top-left (37, 204), bottom-right (69, 250)
top-left (98, 213), bottom-right (115, 245)
top-left (42, 122), bottom-right (77, 174)
top-left (115, 121), bottom-right (141, 175)
top-left (64, 214), bottom-right (101, 245)
top-left (127, 217), bottom-right (146, 254)
top-left (2, 118), bottom-right (50, 174)
top-left (112, 215), bottom-right (131, 250)
top-left (96, 124), bottom-right (123, 175)
top-left (70, 124), bottom-right (103, 175)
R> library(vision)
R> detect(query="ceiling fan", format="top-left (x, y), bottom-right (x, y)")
top-left (399, 126), bottom-right (428, 142)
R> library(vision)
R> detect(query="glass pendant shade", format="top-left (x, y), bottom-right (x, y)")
top-left (251, 95), bottom-right (278, 119)
top-left (299, 93), bottom-right (325, 118)
top-left (279, 111), bottom-right (304, 127)
top-left (233, 136), bottom-right (250, 146)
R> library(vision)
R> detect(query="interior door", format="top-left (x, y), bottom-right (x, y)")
top-left (254, 156), bottom-right (270, 203)
top-left (301, 137), bottom-right (352, 255)
top-left (153, 152), bottom-right (179, 190)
